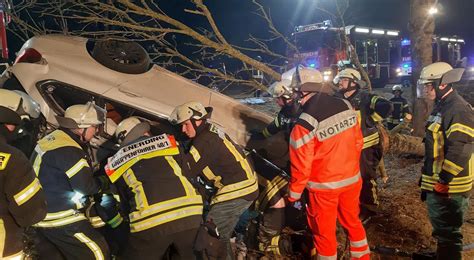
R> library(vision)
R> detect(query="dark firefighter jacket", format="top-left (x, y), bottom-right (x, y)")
top-left (185, 123), bottom-right (258, 205)
top-left (387, 96), bottom-right (410, 124)
top-left (250, 152), bottom-right (288, 212)
top-left (421, 91), bottom-right (474, 195)
top-left (261, 106), bottom-right (297, 140)
top-left (343, 90), bottom-right (392, 179)
top-left (31, 129), bottom-right (102, 228)
top-left (0, 135), bottom-right (47, 258)
top-left (107, 134), bottom-right (203, 235)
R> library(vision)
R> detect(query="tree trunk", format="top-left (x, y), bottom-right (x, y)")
top-left (408, 0), bottom-right (436, 136)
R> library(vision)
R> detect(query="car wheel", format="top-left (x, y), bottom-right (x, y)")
top-left (92, 40), bottom-right (151, 74)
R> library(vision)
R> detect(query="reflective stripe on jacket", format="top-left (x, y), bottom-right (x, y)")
top-left (186, 123), bottom-right (258, 205)
top-left (31, 129), bottom-right (100, 227)
top-left (288, 93), bottom-right (363, 200)
top-left (113, 135), bottom-right (203, 234)
top-left (421, 92), bottom-right (474, 195)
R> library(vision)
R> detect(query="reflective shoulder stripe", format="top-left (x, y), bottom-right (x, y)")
top-left (13, 178), bottom-right (42, 206)
top-left (165, 155), bottom-right (198, 196)
top-left (66, 158), bottom-right (89, 178)
top-left (37, 130), bottom-right (82, 153)
top-left (203, 166), bottom-right (224, 189)
top-left (123, 168), bottom-right (148, 210)
top-left (446, 123), bottom-right (474, 138)
top-left (371, 112), bottom-right (383, 122)
top-left (307, 173), bottom-right (360, 190)
top-left (442, 159), bottom-right (464, 176)
top-left (0, 152), bottom-right (11, 170)
top-left (189, 146), bottom-right (201, 162)
top-left (73, 233), bottom-right (105, 260)
top-left (262, 128), bottom-right (272, 138)
top-left (289, 130), bottom-right (316, 149)
top-left (299, 113), bottom-right (319, 128)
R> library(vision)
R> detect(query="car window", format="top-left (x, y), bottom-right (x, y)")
top-left (36, 80), bottom-right (99, 116)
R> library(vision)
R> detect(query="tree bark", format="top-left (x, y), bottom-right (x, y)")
top-left (408, 0), bottom-right (436, 136)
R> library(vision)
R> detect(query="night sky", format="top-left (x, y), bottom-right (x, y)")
top-left (206, 0), bottom-right (474, 63)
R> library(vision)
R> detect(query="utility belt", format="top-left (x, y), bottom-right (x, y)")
top-left (34, 209), bottom-right (86, 228)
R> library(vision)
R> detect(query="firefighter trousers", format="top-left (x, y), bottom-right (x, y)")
top-left (360, 147), bottom-right (382, 207)
top-left (37, 220), bottom-right (110, 260)
top-left (258, 207), bottom-right (289, 255)
top-left (206, 198), bottom-right (254, 260)
top-left (426, 193), bottom-right (469, 260)
top-left (306, 180), bottom-right (370, 260)
top-left (121, 227), bottom-right (199, 260)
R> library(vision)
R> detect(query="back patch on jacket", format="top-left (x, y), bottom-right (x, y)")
top-left (0, 152), bottom-right (11, 170)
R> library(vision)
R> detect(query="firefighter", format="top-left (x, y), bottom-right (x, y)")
top-left (286, 67), bottom-right (370, 259)
top-left (106, 116), bottom-right (203, 259)
top-left (169, 101), bottom-right (259, 259)
top-left (250, 79), bottom-right (297, 141)
top-left (387, 85), bottom-right (411, 130)
top-left (418, 62), bottom-right (474, 260)
top-left (0, 90), bottom-right (47, 259)
top-left (31, 102), bottom-right (110, 259)
top-left (334, 68), bottom-right (392, 217)
top-left (250, 151), bottom-right (291, 256)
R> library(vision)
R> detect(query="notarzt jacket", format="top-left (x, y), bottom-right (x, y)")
top-left (108, 134), bottom-right (203, 234)
top-left (0, 135), bottom-right (47, 258)
top-left (31, 129), bottom-right (102, 228)
top-left (186, 123), bottom-right (258, 205)
top-left (421, 91), bottom-right (474, 195)
top-left (387, 96), bottom-right (410, 124)
top-left (288, 93), bottom-right (364, 201)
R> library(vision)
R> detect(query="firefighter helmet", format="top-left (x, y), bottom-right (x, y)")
top-left (55, 102), bottom-right (105, 129)
top-left (115, 116), bottom-right (151, 145)
top-left (334, 68), bottom-right (361, 82)
top-left (169, 101), bottom-right (212, 125)
top-left (0, 89), bottom-right (42, 123)
top-left (269, 79), bottom-right (293, 98)
top-left (291, 67), bottom-right (326, 92)
top-left (392, 85), bottom-right (403, 93)
top-left (0, 89), bottom-right (22, 125)
top-left (418, 62), bottom-right (464, 85)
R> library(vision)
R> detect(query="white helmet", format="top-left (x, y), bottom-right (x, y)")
top-left (291, 67), bottom-right (327, 92)
top-left (392, 85), bottom-right (403, 92)
top-left (269, 79), bottom-right (292, 98)
top-left (334, 68), bottom-right (361, 82)
top-left (169, 101), bottom-right (212, 125)
top-left (0, 89), bottom-right (41, 120)
top-left (55, 102), bottom-right (105, 129)
top-left (419, 62), bottom-right (464, 85)
top-left (115, 116), bottom-right (150, 145)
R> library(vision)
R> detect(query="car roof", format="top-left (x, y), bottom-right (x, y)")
top-left (10, 35), bottom-right (273, 146)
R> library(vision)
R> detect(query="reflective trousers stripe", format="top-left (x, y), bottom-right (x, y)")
top-left (307, 173), bottom-right (360, 190)
top-left (73, 233), bottom-right (105, 260)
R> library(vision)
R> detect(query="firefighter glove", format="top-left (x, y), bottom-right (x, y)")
top-left (434, 182), bottom-right (449, 194)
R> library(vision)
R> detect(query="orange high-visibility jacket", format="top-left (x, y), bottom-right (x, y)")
top-left (288, 93), bottom-right (363, 201)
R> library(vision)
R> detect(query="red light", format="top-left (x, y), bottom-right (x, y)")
top-left (15, 48), bottom-right (42, 64)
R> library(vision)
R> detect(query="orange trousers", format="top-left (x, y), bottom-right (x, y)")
top-left (306, 179), bottom-right (370, 259)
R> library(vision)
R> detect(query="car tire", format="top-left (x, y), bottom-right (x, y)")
top-left (92, 40), bottom-right (151, 74)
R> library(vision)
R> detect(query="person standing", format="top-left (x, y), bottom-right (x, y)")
top-left (418, 62), bottom-right (474, 260)
top-left (287, 67), bottom-right (370, 259)
top-left (170, 101), bottom-right (259, 259)
top-left (387, 84), bottom-right (411, 130)
top-left (106, 116), bottom-right (203, 259)
top-left (0, 89), bottom-right (47, 259)
top-left (32, 102), bottom-right (110, 259)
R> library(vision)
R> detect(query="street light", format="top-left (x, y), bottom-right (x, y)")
top-left (428, 6), bottom-right (438, 15)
